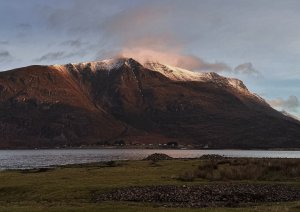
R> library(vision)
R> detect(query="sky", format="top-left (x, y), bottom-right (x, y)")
top-left (0, 0), bottom-right (299, 117)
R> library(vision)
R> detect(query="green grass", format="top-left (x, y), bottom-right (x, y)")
top-left (0, 159), bottom-right (300, 211)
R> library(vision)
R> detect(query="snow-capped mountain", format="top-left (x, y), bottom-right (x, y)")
top-left (0, 57), bottom-right (299, 148)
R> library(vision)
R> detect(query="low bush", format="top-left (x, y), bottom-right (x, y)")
top-left (179, 158), bottom-right (300, 181)
top-left (178, 171), bottom-right (196, 181)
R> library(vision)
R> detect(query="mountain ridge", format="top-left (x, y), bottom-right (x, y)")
top-left (0, 57), bottom-right (299, 148)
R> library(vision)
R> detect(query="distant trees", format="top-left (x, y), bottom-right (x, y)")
top-left (167, 142), bottom-right (178, 148)
top-left (95, 140), bottom-right (125, 146)
top-left (113, 140), bottom-right (125, 146)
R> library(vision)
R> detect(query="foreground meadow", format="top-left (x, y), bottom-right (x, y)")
top-left (0, 156), bottom-right (300, 211)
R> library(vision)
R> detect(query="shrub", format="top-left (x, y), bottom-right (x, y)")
top-left (179, 158), bottom-right (300, 181)
top-left (178, 171), bottom-right (196, 182)
top-left (105, 161), bottom-right (119, 167)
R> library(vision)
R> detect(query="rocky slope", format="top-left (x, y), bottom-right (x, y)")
top-left (0, 58), bottom-right (299, 148)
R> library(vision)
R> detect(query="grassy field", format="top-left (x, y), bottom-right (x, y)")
top-left (0, 158), bottom-right (300, 211)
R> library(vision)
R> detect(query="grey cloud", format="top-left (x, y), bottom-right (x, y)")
top-left (234, 63), bottom-right (261, 77)
top-left (0, 51), bottom-right (13, 62)
top-left (15, 23), bottom-right (33, 38)
top-left (42, 0), bottom-right (121, 33)
top-left (0, 51), bottom-right (10, 57)
top-left (39, 1), bottom-right (260, 76)
top-left (17, 23), bottom-right (32, 30)
top-left (0, 41), bottom-right (9, 45)
top-left (35, 52), bottom-right (65, 62)
top-left (191, 58), bottom-right (231, 72)
top-left (61, 39), bottom-right (86, 48)
top-left (268, 96), bottom-right (299, 112)
top-left (35, 51), bottom-right (86, 62)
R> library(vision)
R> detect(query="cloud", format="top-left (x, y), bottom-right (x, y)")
top-left (234, 62), bottom-right (261, 77)
top-left (96, 2), bottom-right (252, 74)
top-left (15, 23), bottom-right (33, 38)
top-left (42, 0), bottom-right (121, 33)
top-left (61, 39), bottom-right (86, 48)
top-left (0, 51), bottom-right (13, 62)
top-left (0, 41), bottom-right (9, 45)
top-left (17, 23), bottom-right (32, 31)
top-left (35, 51), bottom-right (86, 62)
top-left (35, 52), bottom-right (65, 62)
top-left (268, 96), bottom-right (299, 112)
top-left (115, 48), bottom-right (231, 72)
top-left (40, 1), bottom-right (256, 75)
top-left (94, 2), bottom-right (232, 72)
top-left (101, 3), bottom-right (170, 40)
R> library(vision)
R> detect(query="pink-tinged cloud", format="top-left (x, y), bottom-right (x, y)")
top-left (97, 2), bottom-right (258, 75)
top-left (117, 47), bottom-right (231, 72)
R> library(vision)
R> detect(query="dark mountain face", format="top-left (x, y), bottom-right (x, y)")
top-left (0, 58), bottom-right (299, 148)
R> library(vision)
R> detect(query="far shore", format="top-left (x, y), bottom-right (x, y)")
top-left (1, 145), bottom-right (300, 151)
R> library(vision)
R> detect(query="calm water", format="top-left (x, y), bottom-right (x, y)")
top-left (0, 149), bottom-right (299, 170)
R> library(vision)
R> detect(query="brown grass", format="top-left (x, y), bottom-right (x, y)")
top-left (179, 158), bottom-right (300, 181)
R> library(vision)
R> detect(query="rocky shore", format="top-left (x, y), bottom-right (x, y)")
top-left (143, 153), bottom-right (173, 161)
top-left (198, 154), bottom-right (226, 160)
top-left (97, 184), bottom-right (300, 208)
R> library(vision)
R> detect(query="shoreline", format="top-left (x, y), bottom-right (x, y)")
top-left (1, 151), bottom-right (300, 171)
top-left (1, 146), bottom-right (300, 150)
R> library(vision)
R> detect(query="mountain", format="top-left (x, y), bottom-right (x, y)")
top-left (0, 58), bottom-right (299, 148)
top-left (281, 111), bottom-right (300, 121)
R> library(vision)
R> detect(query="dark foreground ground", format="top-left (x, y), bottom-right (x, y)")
top-left (97, 184), bottom-right (300, 208)
top-left (0, 155), bottom-right (300, 211)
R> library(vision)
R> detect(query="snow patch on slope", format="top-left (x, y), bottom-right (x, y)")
top-left (144, 62), bottom-right (205, 81)
top-left (144, 62), bottom-right (251, 93)
top-left (228, 78), bottom-right (248, 92)
top-left (51, 64), bottom-right (69, 74)
top-left (281, 111), bottom-right (300, 121)
top-left (73, 58), bottom-right (126, 72)
top-left (54, 58), bottom-right (252, 95)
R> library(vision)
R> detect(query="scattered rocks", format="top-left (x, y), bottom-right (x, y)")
top-left (199, 154), bottom-right (225, 160)
top-left (143, 153), bottom-right (173, 161)
top-left (96, 184), bottom-right (300, 208)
